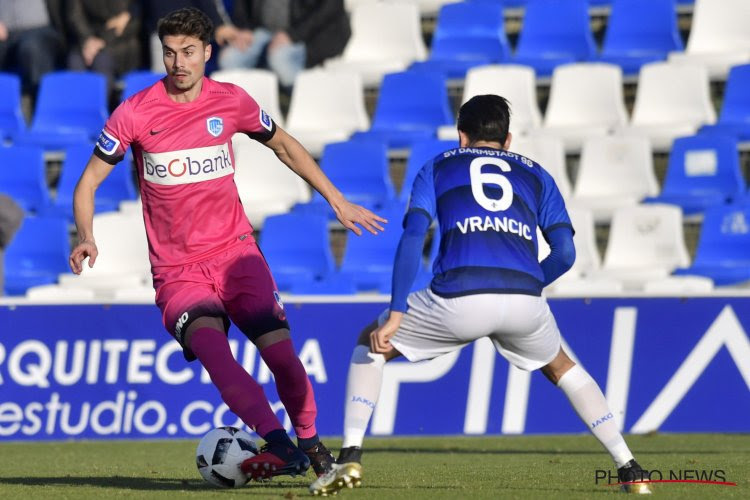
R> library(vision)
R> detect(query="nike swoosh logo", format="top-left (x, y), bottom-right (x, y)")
top-left (150, 129), bottom-right (166, 135)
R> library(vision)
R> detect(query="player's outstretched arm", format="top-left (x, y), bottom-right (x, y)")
top-left (264, 127), bottom-right (387, 235)
top-left (69, 155), bottom-right (116, 274)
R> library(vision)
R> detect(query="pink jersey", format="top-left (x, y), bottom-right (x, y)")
top-left (94, 77), bottom-right (276, 268)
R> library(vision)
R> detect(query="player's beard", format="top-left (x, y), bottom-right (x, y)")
top-left (171, 71), bottom-right (195, 91)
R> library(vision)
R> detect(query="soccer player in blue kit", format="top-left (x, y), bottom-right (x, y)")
top-left (310, 95), bottom-right (651, 496)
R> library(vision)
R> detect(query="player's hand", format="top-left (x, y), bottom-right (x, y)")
top-left (370, 312), bottom-right (403, 354)
top-left (69, 240), bottom-right (98, 275)
top-left (333, 200), bottom-right (387, 236)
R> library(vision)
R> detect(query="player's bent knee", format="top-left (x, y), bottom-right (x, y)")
top-left (540, 348), bottom-right (576, 385)
top-left (253, 328), bottom-right (291, 350)
top-left (184, 316), bottom-right (228, 350)
top-left (356, 319), bottom-right (379, 346)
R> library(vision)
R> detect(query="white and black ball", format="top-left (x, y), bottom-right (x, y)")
top-left (195, 426), bottom-right (258, 488)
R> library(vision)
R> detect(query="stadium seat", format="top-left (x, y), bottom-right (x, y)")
top-left (296, 139), bottom-right (394, 214)
top-left (210, 69), bottom-right (285, 127)
top-left (0, 73), bottom-right (26, 142)
top-left (47, 145), bottom-right (137, 218)
top-left (18, 71), bottom-right (108, 150)
top-left (232, 134), bottom-right (311, 228)
top-left (400, 139), bottom-right (458, 201)
top-left (537, 206), bottom-right (601, 283)
top-left (410, 1), bottom-right (509, 79)
top-left (259, 213), bottom-right (335, 292)
top-left (511, 135), bottom-right (571, 199)
top-left (621, 62), bottom-right (716, 151)
top-left (513, 0), bottom-right (596, 77)
top-left (668, 0), bottom-right (750, 79)
top-left (642, 275), bottom-right (714, 294)
top-left (290, 271), bottom-right (358, 295)
top-left (437, 65), bottom-right (542, 140)
top-left (644, 135), bottom-right (744, 216)
top-left (56, 211), bottom-right (149, 295)
top-left (698, 64), bottom-right (750, 141)
top-left (673, 204), bottom-right (750, 285)
top-left (392, 0), bottom-right (463, 16)
top-left (120, 70), bottom-right (166, 101)
top-left (595, 204), bottom-right (690, 289)
top-left (541, 63), bottom-right (628, 151)
top-left (599, 0), bottom-right (684, 76)
top-left (571, 136), bottom-right (659, 222)
top-left (0, 145), bottom-right (50, 212)
top-left (340, 207), bottom-right (404, 292)
top-left (352, 71), bottom-right (453, 149)
top-left (25, 284), bottom-right (97, 301)
top-left (325, 2), bottom-right (427, 86)
top-left (4, 216), bottom-right (70, 296)
top-left (286, 70), bottom-right (369, 157)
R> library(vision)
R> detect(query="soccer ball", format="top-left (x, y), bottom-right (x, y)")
top-left (195, 426), bottom-right (259, 488)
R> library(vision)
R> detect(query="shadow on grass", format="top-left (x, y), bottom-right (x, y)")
top-left (362, 447), bottom-right (725, 456)
top-left (0, 476), bottom-right (308, 492)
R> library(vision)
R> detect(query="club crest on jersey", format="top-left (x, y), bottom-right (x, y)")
top-left (260, 109), bottom-right (272, 132)
top-left (206, 116), bottom-right (224, 137)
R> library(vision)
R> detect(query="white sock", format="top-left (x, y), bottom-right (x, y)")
top-left (342, 345), bottom-right (385, 448)
top-left (557, 364), bottom-right (634, 468)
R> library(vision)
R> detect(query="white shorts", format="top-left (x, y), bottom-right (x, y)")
top-left (381, 289), bottom-right (561, 371)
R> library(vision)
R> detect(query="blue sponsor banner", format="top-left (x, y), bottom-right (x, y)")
top-left (0, 298), bottom-right (748, 441)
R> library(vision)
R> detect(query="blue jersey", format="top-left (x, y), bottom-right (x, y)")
top-left (407, 146), bottom-right (572, 297)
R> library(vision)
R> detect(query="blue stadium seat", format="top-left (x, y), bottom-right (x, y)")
top-left (259, 213), bottom-right (335, 292)
top-left (340, 206), bottom-right (405, 292)
top-left (4, 215), bottom-right (70, 295)
top-left (0, 146), bottom-right (49, 212)
top-left (401, 139), bottom-right (458, 201)
top-left (410, 2), bottom-right (509, 79)
top-left (121, 70), bottom-right (166, 101)
top-left (17, 71), bottom-right (108, 150)
top-left (599, 0), bottom-right (684, 75)
top-left (351, 71), bottom-right (453, 149)
top-left (644, 135), bottom-right (744, 215)
top-left (0, 73), bottom-right (26, 142)
top-left (290, 272), bottom-right (358, 295)
top-left (46, 145), bottom-right (137, 218)
top-left (294, 139), bottom-right (394, 216)
top-left (698, 64), bottom-right (750, 141)
top-left (513, 0), bottom-right (596, 77)
top-left (673, 205), bottom-right (750, 285)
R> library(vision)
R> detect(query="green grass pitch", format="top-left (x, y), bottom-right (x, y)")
top-left (0, 434), bottom-right (747, 499)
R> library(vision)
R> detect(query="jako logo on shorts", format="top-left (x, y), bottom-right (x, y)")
top-left (142, 143), bottom-right (234, 185)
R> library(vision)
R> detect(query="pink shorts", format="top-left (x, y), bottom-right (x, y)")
top-left (153, 238), bottom-right (288, 360)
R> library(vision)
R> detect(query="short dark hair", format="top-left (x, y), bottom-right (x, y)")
top-left (157, 7), bottom-right (213, 45)
top-left (457, 95), bottom-right (512, 145)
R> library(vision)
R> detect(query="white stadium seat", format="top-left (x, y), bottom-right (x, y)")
top-left (511, 135), bottom-right (571, 199)
top-left (211, 69), bottom-right (285, 127)
top-left (571, 136), bottom-right (659, 222)
top-left (232, 134), bottom-right (311, 228)
top-left (438, 64), bottom-right (542, 140)
top-left (668, 0), bottom-right (750, 80)
top-left (621, 62), bottom-right (716, 151)
top-left (286, 70), bottom-right (370, 157)
top-left (541, 63), bottom-right (628, 152)
top-left (596, 204), bottom-right (690, 290)
top-left (325, 2), bottom-right (427, 86)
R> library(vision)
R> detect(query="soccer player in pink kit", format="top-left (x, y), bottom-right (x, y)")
top-left (68, 7), bottom-right (386, 481)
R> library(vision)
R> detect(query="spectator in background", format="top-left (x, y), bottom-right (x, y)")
top-left (66, 0), bottom-right (142, 97)
top-left (0, 195), bottom-right (24, 296)
top-left (141, 0), bottom-right (247, 73)
top-left (219, 0), bottom-right (351, 88)
top-left (0, 0), bottom-right (65, 98)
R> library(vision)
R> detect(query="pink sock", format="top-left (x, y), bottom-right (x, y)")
top-left (190, 327), bottom-right (283, 437)
top-left (260, 339), bottom-right (318, 439)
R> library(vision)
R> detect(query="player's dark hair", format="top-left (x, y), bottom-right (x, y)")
top-left (158, 7), bottom-right (214, 45)
top-left (457, 95), bottom-right (512, 146)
